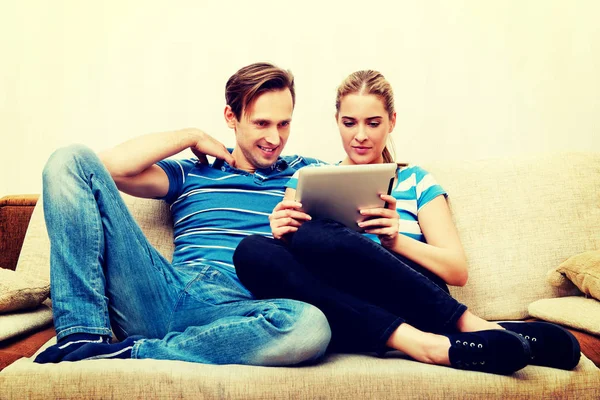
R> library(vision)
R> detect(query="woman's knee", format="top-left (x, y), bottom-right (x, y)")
top-left (234, 235), bottom-right (269, 261)
top-left (234, 235), bottom-right (292, 292)
top-left (292, 218), bottom-right (351, 254)
top-left (296, 218), bottom-right (343, 237)
top-left (233, 235), bottom-right (272, 276)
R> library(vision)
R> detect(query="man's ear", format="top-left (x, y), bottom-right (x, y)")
top-left (224, 105), bottom-right (237, 129)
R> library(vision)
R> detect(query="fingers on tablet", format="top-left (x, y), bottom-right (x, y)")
top-left (277, 200), bottom-right (303, 210)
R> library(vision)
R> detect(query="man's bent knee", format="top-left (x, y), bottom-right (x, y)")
top-left (42, 144), bottom-right (98, 183)
top-left (290, 304), bottom-right (331, 363)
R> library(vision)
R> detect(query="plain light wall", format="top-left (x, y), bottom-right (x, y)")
top-left (1, 0), bottom-right (599, 197)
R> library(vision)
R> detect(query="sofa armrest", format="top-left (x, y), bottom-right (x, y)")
top-left (0, 195), bottom-right (40, 271)
top-left (569, 328), bottom-right (600, 368)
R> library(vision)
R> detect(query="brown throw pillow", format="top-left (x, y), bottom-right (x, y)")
top-left (547, 250), bottom-right (600, 300)
top-left (0, 269), bottom-right (50, 313)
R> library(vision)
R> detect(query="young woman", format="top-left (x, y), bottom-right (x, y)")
top-left (233, 70), bottom-right (580, 375)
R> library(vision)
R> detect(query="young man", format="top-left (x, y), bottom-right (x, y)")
top-left (34, 62), bottom-right (331, 365)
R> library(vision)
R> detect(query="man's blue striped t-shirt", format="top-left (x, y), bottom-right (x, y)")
top-left (157, 154), bottom-right (323, 270)
top-left (286, 164), bottom-right (447, 243)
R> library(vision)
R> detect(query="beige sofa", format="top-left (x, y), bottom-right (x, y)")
top-left (1, 152), bottom-right (600, 399)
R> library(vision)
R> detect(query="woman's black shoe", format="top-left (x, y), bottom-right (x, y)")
top-left (445, 329), bottom-right (531, 375)
top-left (499, 321), bottom-right (580, 370)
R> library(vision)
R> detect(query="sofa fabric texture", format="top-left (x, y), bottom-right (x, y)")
top-left (428, 152), bottom-right (599, 320)
top-left (1, 152), bottom-right (600, 399)
top-left (3, 347), bottom-right (600, 400)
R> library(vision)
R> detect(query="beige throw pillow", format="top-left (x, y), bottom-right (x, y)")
top-left (0, 269), bottom-right (50, 313)
top-left (529, 296), bottom-right (600, 335)
top-left (547, 250), bottom-right (600, 300)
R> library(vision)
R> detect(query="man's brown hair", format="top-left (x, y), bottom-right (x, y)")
top-left (225, 62), bottom-right (295, 120)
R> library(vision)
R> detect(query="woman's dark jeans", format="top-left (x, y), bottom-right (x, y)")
top-left (233, 218), bottom-right (467, 353)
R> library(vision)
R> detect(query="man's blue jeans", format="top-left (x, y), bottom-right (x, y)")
top-left (41, 145), bottom-right (331, 365)
top-left (234, 219), bottom-right (468, 354)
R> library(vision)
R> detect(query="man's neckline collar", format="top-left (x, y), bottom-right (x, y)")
top-left (211, 156), bottom-right (288, 174)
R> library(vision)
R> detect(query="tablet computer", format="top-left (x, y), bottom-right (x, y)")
top-left (295, 163), bottom-right (397, 231)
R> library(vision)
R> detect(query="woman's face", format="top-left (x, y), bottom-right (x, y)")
top-left (337, 93), bottom-right (396, 165)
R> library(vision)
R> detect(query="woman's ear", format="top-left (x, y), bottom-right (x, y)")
top-left (224, 105), bottom-right (237, 129)
top-left (389, 112), bottom-right (397, 132)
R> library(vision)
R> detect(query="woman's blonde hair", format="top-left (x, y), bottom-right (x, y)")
top-left (335, 70), bottom-right (401, 165)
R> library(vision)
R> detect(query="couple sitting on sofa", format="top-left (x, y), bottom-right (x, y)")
top-left (34, 62), bottom-right (580, 375)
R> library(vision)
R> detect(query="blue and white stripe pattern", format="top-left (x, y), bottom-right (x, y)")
top-left (390, 165), bottom-right (446, 243)
top-left (157, 153), bottom-right (324, 269)
top-left (286, 164), bottom-right (446, 243)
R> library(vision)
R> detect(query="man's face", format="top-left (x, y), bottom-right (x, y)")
top-left (226, 89), bottom-right (293, 172)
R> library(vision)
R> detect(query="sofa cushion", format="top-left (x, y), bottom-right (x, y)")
top-left (547, 250), bottom-right (600, 300)
top-left (0, 269), bottom-right (49, 313)
top-left (529, 296), bottom-right (600, 336)
top-left (1, 343), bottom-right (599, 399)
top-left (422, 152), bottom-right (600, 320)
top-left (0, 305), bottom-right (52, 342)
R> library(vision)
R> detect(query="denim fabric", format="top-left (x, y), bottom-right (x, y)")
top-left (233, 219), bottom-right (467, 353)
top-left (41, 145), bottom-right (331, 365)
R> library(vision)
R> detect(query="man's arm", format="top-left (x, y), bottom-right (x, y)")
top-left (98, 128), bottom-right (234, 199)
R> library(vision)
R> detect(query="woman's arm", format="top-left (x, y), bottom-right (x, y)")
top-left (359, 195), bottom-right (468, 286)
top-left (386, 196), bottom-right (468, 286)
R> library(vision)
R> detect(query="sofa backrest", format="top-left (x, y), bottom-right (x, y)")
top-left (422, 152), bottom-right (599, 319)
top-left (14, 152), bottom-right (600, 321)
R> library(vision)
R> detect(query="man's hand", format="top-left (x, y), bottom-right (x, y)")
top-left (188, 129), bottom-right (236, 167)
top-left (269, 200), bottom-right (312, 240)
top-left (357, 194), bottom-right (399, 248)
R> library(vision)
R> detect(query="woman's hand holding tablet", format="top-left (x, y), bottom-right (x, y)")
top-left (295, 163), bottom-right (397, 232)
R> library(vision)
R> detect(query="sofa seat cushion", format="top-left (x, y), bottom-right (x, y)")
top-left (1, 340), bottom-right (599, 399)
